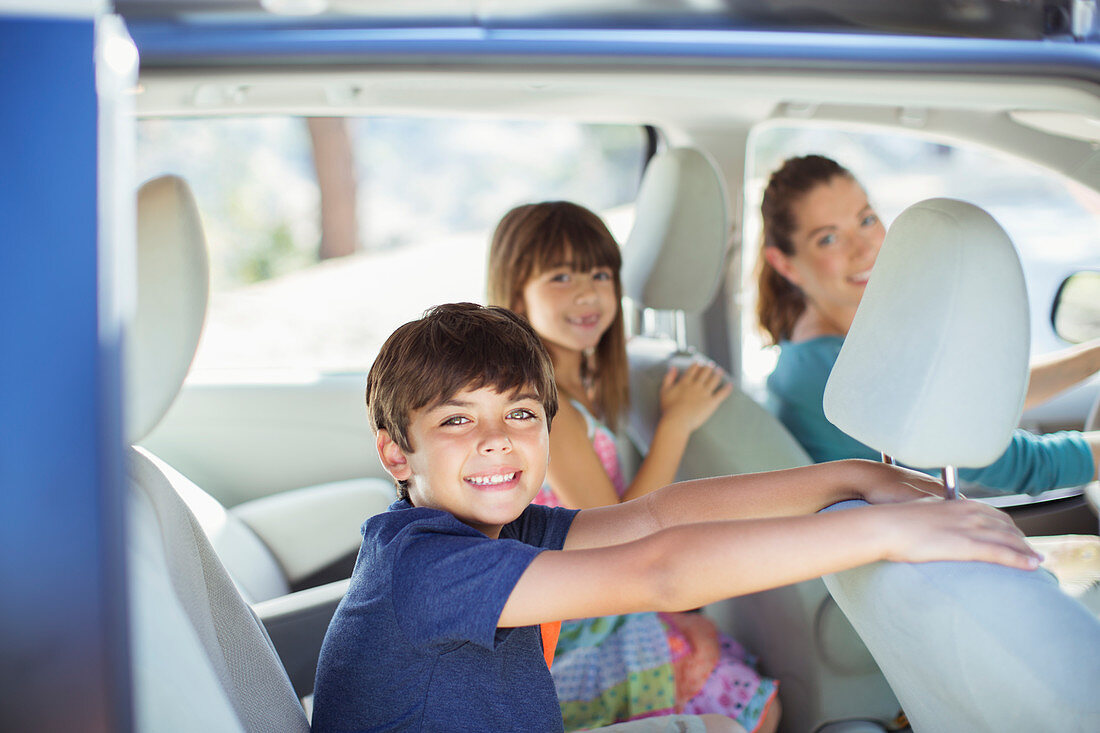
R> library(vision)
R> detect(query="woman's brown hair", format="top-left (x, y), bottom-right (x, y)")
top-left (756, 155), bottom-right (855, 344)
top-left (487, 201), bottom-right (629, 430)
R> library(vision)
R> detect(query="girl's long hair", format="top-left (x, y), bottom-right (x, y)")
top-left (487, 201), bottom-right (629, 430)
top-left (756, 154), bottom-right (854, 344)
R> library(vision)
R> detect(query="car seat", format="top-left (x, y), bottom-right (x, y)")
top-left (126, 174), bottom-right (311, 730)
top-left (622, 147), bottom-right (811, 475)
top-left (132, 175), bottom-right (394, 612)
top-left (621, 147), bottom-right (902, 732)
top-left (822, 198), bottom-right (1100, 732)
top-left (125, 175), bottom-right (390, 710)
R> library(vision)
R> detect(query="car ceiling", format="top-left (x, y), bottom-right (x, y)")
top-left (121, 1), bottom-right (1100, 191)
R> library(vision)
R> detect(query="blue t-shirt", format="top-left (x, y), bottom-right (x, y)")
top-left (312, 500), bottom-right (578, 732)
top-left (766, 335), bottom-right (1095, 495)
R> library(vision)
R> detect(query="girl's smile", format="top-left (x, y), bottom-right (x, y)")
top-left (567, 313), bottom-right (603, 328)
top-left (520, 264), bottom-right (618, 356)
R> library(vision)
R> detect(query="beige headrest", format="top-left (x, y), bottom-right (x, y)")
top-left (622, 147), bottom-right (729, 313)
top-left (823, 198), bottom-right (1029, 468)
top-left (125, 175), bottom-right (209, 445)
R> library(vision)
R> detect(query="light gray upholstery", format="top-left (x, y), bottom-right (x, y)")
top-left (234, 477), bottom-right (395, 589)
top-left (822, 200), bottom-right (1100, 731)
top-left (622, 147), bottom-right (729, 312)
top-left (129, 447), bottom-right (310, 733)
top-left (127, 175), bottom-right (209, 447)
top-left (127, 175), bottom-right (292, 603)
top-left (627, 339), bottom-right (811, 477)
top-left (128, 175), bottom-right (393, 602)
top-left (123, 174), bottom-right (345, 726)
top-left (824, 500), bottom-right (1100, 732)
top-left (824, 198), bottom-right (1029, 468)
top-left (139, 447), bottom-right (291, 604)
top-left (622, 149), bottom-right (900, 732)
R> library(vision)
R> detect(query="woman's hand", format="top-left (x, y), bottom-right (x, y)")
top-left (658, 361), bottom-right (733, 434)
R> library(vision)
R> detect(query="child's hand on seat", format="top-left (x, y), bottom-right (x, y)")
top-left (659, 361), bottom-right (733, 433)
top-left (872, 498), bottom-right (1042, 570)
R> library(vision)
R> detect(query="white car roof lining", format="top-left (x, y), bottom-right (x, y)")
top-left (136, 68), bottom-right (1100, 120)
top-left (135, 67), bottom-right (1100, 189)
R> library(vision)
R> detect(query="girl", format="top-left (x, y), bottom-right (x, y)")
top-left (756, 154), bottom-right (1100, 491)
top-left (488, 201), bottom-right (780, 733)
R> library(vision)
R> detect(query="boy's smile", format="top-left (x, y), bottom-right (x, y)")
top-left (377, 385), bottom-right (550, 538)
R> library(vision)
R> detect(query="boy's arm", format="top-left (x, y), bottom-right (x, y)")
top-left (563, 459), bottom-right (943, 551)
top-left (499, 498), bottom-right (1039, 628)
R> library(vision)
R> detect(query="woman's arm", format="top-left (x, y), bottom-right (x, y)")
top-left (500, 497), bottom-right (1039, 627)
top-left (563, 459), bottom-right (945, 550)
top-left (1087, 431), bottom-right (1100, 478)
top-left (1025, 338), bottom-right (1100, 411)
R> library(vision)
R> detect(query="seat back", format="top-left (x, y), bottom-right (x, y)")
top-left (821, 200), bottom-right (1100, 731)
top-left (822, 503), bottom-right (1100, 732)
top-left (125, 175), bottom-right (309, 731)
top-left (622, 147), bottom-right (811, 473)
top-left (129, 447), bottom-right (310, 732)
top-left (621, 148), bottom-right (903, 732)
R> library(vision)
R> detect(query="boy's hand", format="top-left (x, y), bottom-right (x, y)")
top-left (873, 498), bottom-right (1042, 570)
top-left (850, 460), bottom-right (949, 504)
top-left (659, 361), bottom-right (733, 433)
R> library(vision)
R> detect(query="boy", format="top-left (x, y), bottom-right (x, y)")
top-left (311, 303), bottom-right (1038, 732)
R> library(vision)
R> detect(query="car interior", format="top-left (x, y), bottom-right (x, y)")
top-left (131, 12), bottom-right (1100, 733)
top-left (11, 2), bottom-right (1100, 731)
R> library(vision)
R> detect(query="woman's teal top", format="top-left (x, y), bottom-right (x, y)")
top-left (766, 336), bottom-right (1094, 495)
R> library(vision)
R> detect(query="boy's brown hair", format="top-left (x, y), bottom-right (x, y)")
top-left (365, 303), bottom-right (559, 500)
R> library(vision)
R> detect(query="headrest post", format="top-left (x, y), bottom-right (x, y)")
top-left (673, 311), bottom-right (688, 353)
top-left (881, 453), bottom-right (897, 466)
top-left (941, 466), bottom-right (959, 500)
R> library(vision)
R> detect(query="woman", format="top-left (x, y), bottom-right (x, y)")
top-left (757, 154), bottom-right (1100, 493)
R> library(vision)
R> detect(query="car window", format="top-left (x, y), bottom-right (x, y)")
top-left (741, 123), bottom-right (1100, 400)
top-left (137, 116), bottom-right (646, 374)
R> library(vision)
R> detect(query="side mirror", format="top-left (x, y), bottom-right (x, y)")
top-left (1052, 270), bottom-right (1100, 343)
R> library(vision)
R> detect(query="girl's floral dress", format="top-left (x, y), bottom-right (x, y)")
top-left (533, 400), bottom-right (779, 732)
